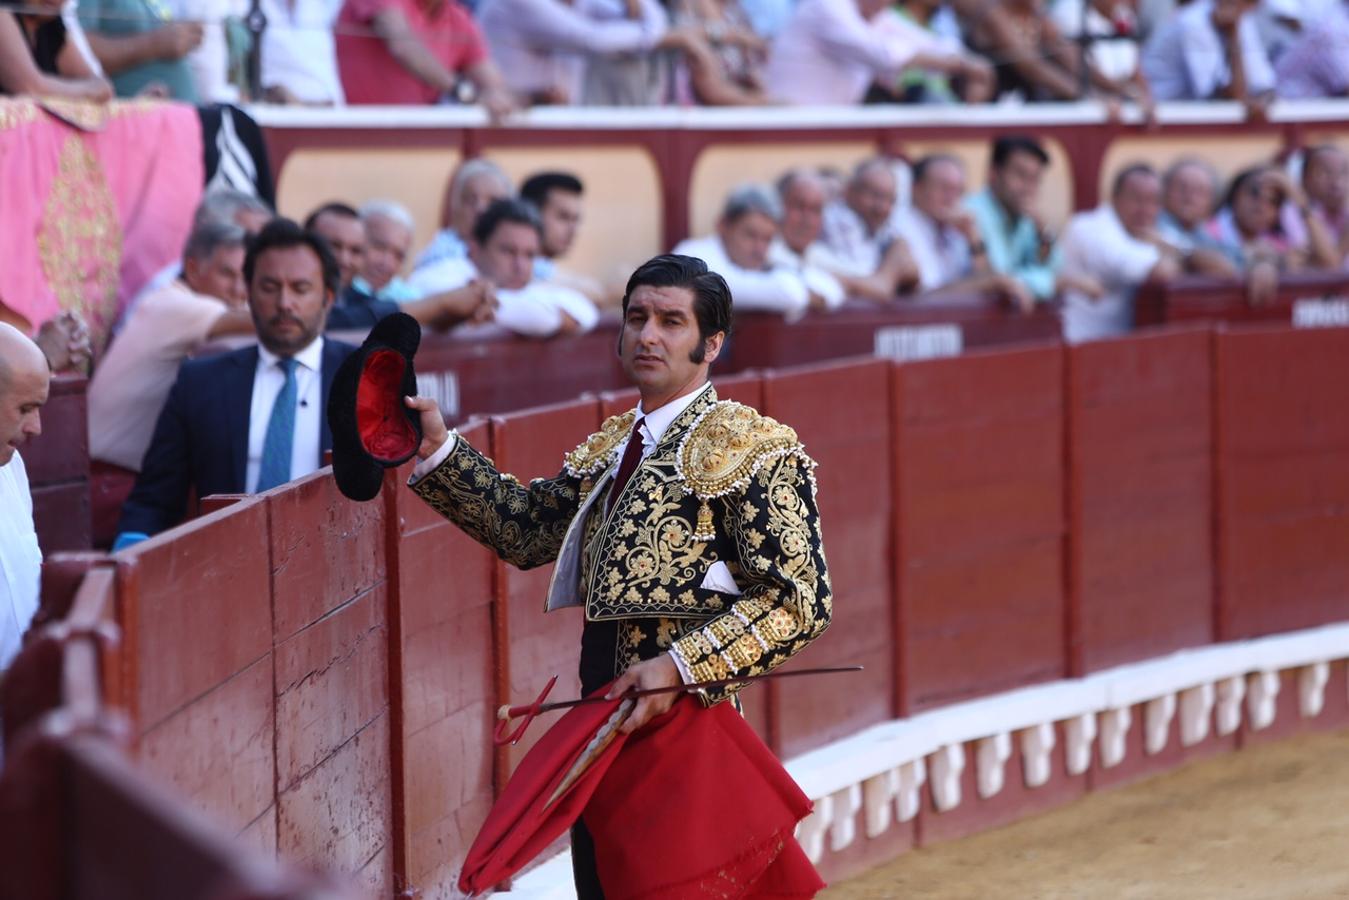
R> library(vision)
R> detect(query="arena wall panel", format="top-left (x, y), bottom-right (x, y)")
top-left (1067, 329), bottom-right (1215, 674)
top-left (266, 471), bottom-right (393, 895)
top-left (387, 419), bottom-right (497, 891)
top-left (1215, 327), bottom-right (1349, 640)
top-left (487, 399), bottom-right (602, 776)
top-left (113, 497), bottom-right (273, 732)
top-left (891, 346), bottom-right (1067, 712)
top-left (761, 359), bottom-right (895, 758)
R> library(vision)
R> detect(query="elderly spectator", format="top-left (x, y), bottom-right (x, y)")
top-left (411, 198), bottom-right (599, 336)
top-left (1208, 165), bottom-right (1338, 270)
top-left (1057, 164), bottom-right (1185, 342)
top-left (893, 154), bottom-right (1034, 310)
top-left (958, 0), bottom-right (1081, 101)
top-left (1157, 158), bottom-right (1240, 269)
top-left (1157, 158), bottom-right (1283, 305)
top-left (963, 136), bottom-right (1063, 303)
top-left (310, 202), bottom-right (494, 331)
top-left (77, 0), bottom-right (202, 99)
top-left (1301, 145), bottom-right (1349, 267)
top-left (821, 159), bottom-right (901, 276)
top-left (1141, 0), bottom-right (1274, 105)
top-left (521, 171), bottom-right (620, 307)
top-left (354, 200), bottom-right (421, 303)
top-left (478, 0), bottom-right (698, 105)
top-left (336, 0), bottom-right (517, 116)
top-left (0, 0), bottom-right (111, 100)
top-left (1274, 0), bottom-right (1349, 98)
top-left (414, 159), bottom-right (513, 273)
top-left (0, 324), bottom-right (48, 678)
top-left (90, 221), bottom-right (253, 475)
top-left (675, 184), bottom-right (844, 318)
top-left (117, 188), bottom-right (272, 336)
top-left (776, 167), bottom-right (916, 301)
top-left (259, 0), bottom-right (344, 103)
top-left (765, 0), bottom-right (993, 105)
top-left (1049, 0), bottom-right (1154, 114)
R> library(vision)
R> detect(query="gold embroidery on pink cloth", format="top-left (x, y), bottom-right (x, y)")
top-left (37, 135), bottom-right (123, 350)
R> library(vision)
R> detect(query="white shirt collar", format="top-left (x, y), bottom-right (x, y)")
top-left (257, 335), bottom-right (324, 373)
top-left (634, 381), bottom-right (712, 447)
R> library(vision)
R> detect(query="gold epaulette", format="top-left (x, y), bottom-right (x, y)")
top-left (676, 401), bottom-right (812, 502)
top-left (563, 410), bottom-right (637, 478)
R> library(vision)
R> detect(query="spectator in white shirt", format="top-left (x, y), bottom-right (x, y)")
top-left (1141, 0), bottom-right (1275, 107)
top-left (781, 166), bottom-right (918, 302)
top-left (820, 158), bottom-right (901, 277)
top-left (674, 184), bottom-right (845, 319)
top-left (259, 0), bottom-right (345, 103)
top-left (765, 0), bottom-right (992, 104)
top-left (893, 154), bottom-right (1034, 310)
top-left (1057, 163), bottom-right (1182, 342)
top-left (0, 323), bottom-right (47, 679)
top-left (477, 0), bottom-right (697, 104)
top-left (521, 171), bottom-right (621, 308)
top-left (413, 159), bottom-right (513, 274)
top-left (410, 198), bottom-right (599, 337)
top-left (90, 221), bottom-right (253, 474)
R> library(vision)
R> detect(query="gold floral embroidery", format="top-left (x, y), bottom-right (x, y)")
top-left (37, 135), bottom-right (122, 351)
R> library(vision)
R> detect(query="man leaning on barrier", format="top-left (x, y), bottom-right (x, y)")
top-left (401, 253), bottom-right (833, 898)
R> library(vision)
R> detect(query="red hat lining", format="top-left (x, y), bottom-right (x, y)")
top-left (356, 349), bottom-right (417, 462)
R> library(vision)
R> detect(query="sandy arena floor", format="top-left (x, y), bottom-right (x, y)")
top-left (825, 728), bottom-right (1349, 900)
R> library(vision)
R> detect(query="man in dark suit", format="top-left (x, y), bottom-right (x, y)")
top-left (115, 219), bottom-right (356, 545)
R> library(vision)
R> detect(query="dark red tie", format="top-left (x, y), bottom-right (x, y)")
top-left (606, 417), bottom-right (646, 514)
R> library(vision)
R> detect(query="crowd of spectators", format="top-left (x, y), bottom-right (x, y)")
top-left (4, 0), bottom-right (1349, 109)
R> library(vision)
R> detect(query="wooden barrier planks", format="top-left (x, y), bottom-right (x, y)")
top-left (893, 345), bottom-right (1068, 713)
top-left (1215, 326), bottom-right (1349, 640)
top-left (1066, 328), bottom-right (1215, 674)
top-left (762, 358), bottom-right (895, 757)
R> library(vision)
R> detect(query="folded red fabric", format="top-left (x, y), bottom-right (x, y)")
top-left (584, 698), bottom-right (824, 899)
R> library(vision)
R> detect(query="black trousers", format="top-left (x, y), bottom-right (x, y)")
top-left (570, 818), bottom-right (606, 900)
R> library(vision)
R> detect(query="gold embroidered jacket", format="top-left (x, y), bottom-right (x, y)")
top-left (411, 386), bottom-right (832, 703)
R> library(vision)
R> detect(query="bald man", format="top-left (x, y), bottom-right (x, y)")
top-left (0, 323), bottom-right (48, 676)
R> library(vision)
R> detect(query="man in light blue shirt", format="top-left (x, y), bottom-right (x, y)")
top-left (963, 135), bottom-right (1059, 302)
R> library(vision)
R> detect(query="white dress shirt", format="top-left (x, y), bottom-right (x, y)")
top-left (259, 0), bottom-right (346, 103)
top-left (1, 452), bottom-right (42, 675)
top-left (408, 257), bottom-right (600, 336)
top-left (892, 205), bottom-right (972, 291)
top-left (672, 235), bottom-right (815, 319)
top-left (1057, 205), bottom-right (1161, 343)
top-left (1141, 0), bottom-right (1275, 100)
top-left (766, 0), bottom-right (925, 104)
top-left (477, 0), bottom-right (667, 101)
top-left (247, 338), bottom-right (325, 493)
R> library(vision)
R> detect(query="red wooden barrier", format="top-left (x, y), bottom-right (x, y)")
top-left (1214, 325), bottom-right (1349, 640)
top-left (1066, 328), bottom-right (1215, 674)
top-left (267, 470), bottom-right (394, 893)
top-left (1135, 272), bottom-right (1349, 329)
top-left (112, 497), bottom-right (276, 839)
top-left (486, 398), bottom-right (601, 778)
top-left (24, 375), bottom-right (91, 554)
top-left (729, 299), bottom-right (1061, 372)
top-left (761, 359), bottom-right (895, 757)
top-left (892, 345), bottom-right (1067, 713)
top-left (385, 419), bottom-right (497, 893)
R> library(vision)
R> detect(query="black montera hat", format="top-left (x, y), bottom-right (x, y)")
top-left (327, 312), bottom-right (423, 501)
